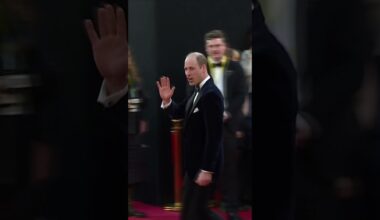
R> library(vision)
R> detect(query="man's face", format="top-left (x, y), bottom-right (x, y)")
top-left (205, 38), bottom-right (227, 62)
top-left (184, 56), bottom-right (204, 86)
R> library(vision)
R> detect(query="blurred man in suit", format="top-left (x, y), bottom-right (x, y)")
top-left (157, 52), bottom-right (224, 220)
top-left (252, 1), bottom-right (298, 219)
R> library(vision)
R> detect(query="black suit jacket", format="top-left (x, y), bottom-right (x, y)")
top-left (87, 94), bottom-right (128, 219)
top-left (165, 78), bottom-right (224, 180)
top-left (207, 60), bottom-right (247, 133)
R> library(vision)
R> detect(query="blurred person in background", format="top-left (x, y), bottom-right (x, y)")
top-left (240, 30), bottom-right (252, 97)
top-left (294, 0), bottom-right (373, 219)
top-left (0, 1), bottom-right (53, 219)
top-left (252, 1), bottom-right (298, 219)
top-left (127, 47), bottom-right (148, 218)
top-left (238, 28), bottom-right (252, 209)
top-left (1, 2), bottom-right (129, 220)
top-left (226, 48), bottom-right (241, 62)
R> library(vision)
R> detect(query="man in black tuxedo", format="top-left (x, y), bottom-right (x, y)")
top-left (252, 1), bottom-right (298, 220)
top-left (7, 4), bottom-right (129, 220)
top-left (157, 52), bottom-right (224, 220)
top-left (204, 30), bottom-right (247, 220)
top-left (84, 4), bottom-right (129, 219)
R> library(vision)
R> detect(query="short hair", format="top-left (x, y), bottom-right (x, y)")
top-left (186, 52), bottom-right (208, 67)
top-left (204, 30), bottom-right (227, 43)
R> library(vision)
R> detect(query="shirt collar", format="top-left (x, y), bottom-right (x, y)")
top-left (208, 56), bottom-right (227, 65)
top-left (199, 75), bottom-right (210, 89)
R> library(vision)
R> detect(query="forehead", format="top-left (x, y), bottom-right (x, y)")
top-left (184, 56), bottom-right (198, 66)
top-left (206, 38), bottom-right (225, 45)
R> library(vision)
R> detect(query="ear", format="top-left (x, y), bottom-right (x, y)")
top-left (201, 64), bottom-right (207, 72)
top-left (203, 64), bottom-right (210, 76)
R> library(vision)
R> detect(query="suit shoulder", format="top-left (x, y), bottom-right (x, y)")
top-left (227, 60), bottom-right (244, 75)
top-left (203, 86), bottom-right (223, 100)
top-left (227, 60), bottom-right (243, 69)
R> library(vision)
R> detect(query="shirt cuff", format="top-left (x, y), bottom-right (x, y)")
top-left (200, 169), bottom-right (214, 174)
top-left (97, 80), bottom-right (128, 107)
top-left (160, 99), bottom-right (172, 109)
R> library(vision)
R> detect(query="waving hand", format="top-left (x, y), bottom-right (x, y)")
top-left (84, 4), bottom-right (128, 94)
top-left (156, 76), bottom-right (175, 105)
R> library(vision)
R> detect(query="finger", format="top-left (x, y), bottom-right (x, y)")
top-left (156, 81), bottom-right (161, 89)
top-left (105, 4), bottom-right (116, 35)
top-left (159, 77), bottom-right (165, 88)
top-left (115, 6), bottom-right (127, 40)
top-left (97, 7), bottom-right (108, 37)
top-left (166, 77), bottom-right (171, 88)
top-left (162, 76), bottom-right (168, 88)
top-left (170, 86), bottom-right (175, 94)
top-left (83, 19), bottom-right (99, 45)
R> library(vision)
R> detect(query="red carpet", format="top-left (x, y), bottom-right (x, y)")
top-left (129, 201), bottom-right (252, 220)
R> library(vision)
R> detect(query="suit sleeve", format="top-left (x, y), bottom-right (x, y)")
top-left (95, 93), bottom-right (129, 175)
top-left (200, 92), bottom-right (224, 172)
top-left (102, 94), bottom-right (129, 126)
top-left (164, 96), bottom-right (191, 119)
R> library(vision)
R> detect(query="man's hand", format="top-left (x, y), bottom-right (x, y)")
top-left (223, 111), bottom-right (231, 122)
top-left (84, 4), bottom-right (128, 95)
top-left (195, 170), bottom-right (213, 186)
top-left (156, 76), bottom-right (175, 105)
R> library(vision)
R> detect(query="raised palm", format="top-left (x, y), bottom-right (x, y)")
top-left (84, 5), bottom-right (128, 91)
top-left (156, 76), bottom-right (175, 103)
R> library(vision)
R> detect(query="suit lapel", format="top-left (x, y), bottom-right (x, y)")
top-left (188, 90), bottom-right (202, 119)
top-left (185, 91), bottom-right (196, 119)
top-left (184, 79), bottom-right (212, 126)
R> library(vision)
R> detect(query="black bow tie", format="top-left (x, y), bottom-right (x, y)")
top-left (213, 62), bottom-right (222, 67)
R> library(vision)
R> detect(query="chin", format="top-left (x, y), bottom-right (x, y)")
top-left (213, 56), bottom-right (222, 61)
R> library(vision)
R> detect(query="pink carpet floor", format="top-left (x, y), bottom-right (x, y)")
top-left (129, 201), bottom-right (252, 220)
